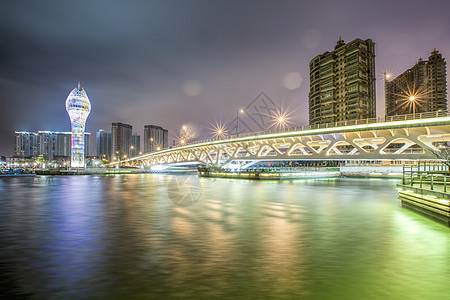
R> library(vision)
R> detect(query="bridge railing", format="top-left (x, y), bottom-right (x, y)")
top-left (117, 111), bottom-right (448, 165)
top-left (181, 110), bottom-right (449, 148)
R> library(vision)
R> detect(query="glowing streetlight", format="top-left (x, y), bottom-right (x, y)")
top-left (270, 106), bottom-right (293, 130)
top-left (157, 147), bottom-right (161, 151)
top-left (178, 124), bottom-right (195, 146)
top-left (237, 109), bottom-right (245, 136)
top-left (409, 96), bottom-right (417, 118)
top-left (210, 121), bottom-right (227, 139)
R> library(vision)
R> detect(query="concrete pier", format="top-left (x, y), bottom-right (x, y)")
top-left (398, 163), bottom-right (450, 226)
top-left (398, 185), bottom-right (450, 226)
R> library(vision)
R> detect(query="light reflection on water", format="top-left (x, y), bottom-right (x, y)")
top-left (0, 175), bottom-right (449, 299)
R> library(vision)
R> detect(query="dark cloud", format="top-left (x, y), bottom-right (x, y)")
top-left (1, 0), bottom-right (450, 154)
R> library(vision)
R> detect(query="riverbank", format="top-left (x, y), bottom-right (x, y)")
top-left (30, 167), bottom-right (198, 176)
top-left (198, 165), bottom-right (403, 180)
top-left (26, 165), bottom-right (404, 178)
top-left (198, 167), bottom-right (340, 180)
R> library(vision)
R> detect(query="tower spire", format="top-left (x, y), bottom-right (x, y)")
top-left (77, 81), bottom-right (81, 90)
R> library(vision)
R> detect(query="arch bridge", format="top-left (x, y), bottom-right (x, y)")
top-left (112, 112), bottom-right (450, 169)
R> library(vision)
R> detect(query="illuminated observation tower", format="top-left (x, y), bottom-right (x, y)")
top-left (65, 82), bottom-right (91, 168)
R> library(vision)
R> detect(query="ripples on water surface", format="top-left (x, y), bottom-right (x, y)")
top-left (0, 175), bottom-right (449, 299)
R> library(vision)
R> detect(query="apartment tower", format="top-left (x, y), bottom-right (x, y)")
top-left (385, 50), bottom-right (447, 116)
top-left (308, 38), bottom-right (376, 125)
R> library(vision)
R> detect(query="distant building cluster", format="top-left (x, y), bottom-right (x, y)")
top-left (96, 123), bottom-right (168, 162)
top-left (308, 37), bottom-right (447, 125)
top-left (15, 131), bottom-right (90, 162)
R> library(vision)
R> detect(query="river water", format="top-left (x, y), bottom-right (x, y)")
top-left (0, 174), bottom-right (449, 299)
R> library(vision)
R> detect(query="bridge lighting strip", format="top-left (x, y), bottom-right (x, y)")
top-left (112, 116), bottom-right (450, 165)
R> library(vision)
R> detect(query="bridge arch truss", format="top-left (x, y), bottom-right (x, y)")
top-left (115, 116), bottom-right (450, 168)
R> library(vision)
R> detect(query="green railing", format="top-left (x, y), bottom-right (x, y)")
top-left (402, 161), bottom-right (450, 193)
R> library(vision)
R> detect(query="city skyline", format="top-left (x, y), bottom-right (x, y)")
top-left (1, 0), bottom-right (450, 155)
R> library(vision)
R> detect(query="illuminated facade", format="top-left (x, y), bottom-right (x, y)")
top-left (308, 38), bottom-right (376, 125)
top-left (96, 129), bottom-right (111, 160)
top-left (131, 133), bottom-right (140, 157)
top-left (65, 83), bottom-right (91, 168)
top-left (14, 131), bottom-right (38, 157)
top-left (111, 122), bottom-right (132, 160)
top-left (14, 131), bottom-right (89, 159)
top-left (385, 50), bottom-right (447, 116)
top-left (144, 125), bottom-right (168, 153)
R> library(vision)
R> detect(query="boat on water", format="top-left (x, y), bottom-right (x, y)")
top-left (0, 169), bottom-right (36, 177)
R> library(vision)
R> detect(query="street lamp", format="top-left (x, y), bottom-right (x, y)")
top-left (211, 121), bottom-right (227, 139)
top-left (237, 109), bottom-right (244, 136)
top-left (409, 96), bottom-right (416, 118)
top-left (384, 72), bottom-right (392, 117)
top-left (270, 106), bottom-right (291, 130)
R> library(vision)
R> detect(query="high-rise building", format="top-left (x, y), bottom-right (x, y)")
top-left (144, 125), bottom-right (168, 153)
top-left (65, 83), bottom-right (91, 168)
top-left (37, 131), bottom-right (56, 159)
top-left (131, 133), bottom-right (140, 157)
top-left (308, 38), bottom-right (376, 125)
top-left (54, 132), bottom-right (71, 156)
top-left (96, 129), bottom-right (111, 160)
top-left (14, 131), bottom-right (38, 157)
top-left (111, 122), bottom-right (133, 160)
top-left (385, 50), bottom-right (447, 116)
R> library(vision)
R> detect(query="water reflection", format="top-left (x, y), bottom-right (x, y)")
top-left (0, 175), bottom-right (449, 299)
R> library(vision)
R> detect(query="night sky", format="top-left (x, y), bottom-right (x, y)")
top-left (1, 0), bottom-right (450, 155)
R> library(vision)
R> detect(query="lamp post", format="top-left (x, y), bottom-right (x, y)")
top-left (236, 109), bottom-right (244, 136)
top-left (384, 72), bottom-right (391, 117)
